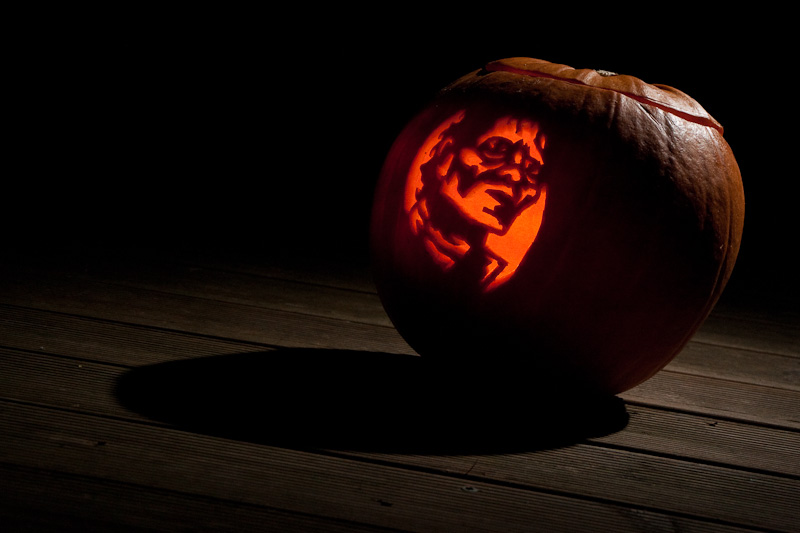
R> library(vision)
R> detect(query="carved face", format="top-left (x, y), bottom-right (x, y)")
top-left (405, 111), bottom-right (548, 291)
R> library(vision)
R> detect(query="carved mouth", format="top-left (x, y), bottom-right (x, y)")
top-left (483, 188), bottom-right (517, 229)
top-left (486, 187), bottom-right (514, 206)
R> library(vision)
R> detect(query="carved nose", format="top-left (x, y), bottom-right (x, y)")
top-left (502, 166), bottom-right (523, 183)
top-left (511, 147), bottom-right (525, 165)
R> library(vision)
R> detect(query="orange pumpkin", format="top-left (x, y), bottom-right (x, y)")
top-left (370, 57), bottom-right (744, 395)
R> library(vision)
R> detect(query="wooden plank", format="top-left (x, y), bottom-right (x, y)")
top-left (0, 401), bottom-right (783, 533)
top-left (172, 249), bottom-right (378, 294)
top-left (80, 257), bottom-right (392, 327)
top-left (666, 342), bottom-right (800, 391)
top-left (693, 313), bottom-right (799, 358)
top-left (0, 304), bottom-right (268, 366)
top-left (0, 277), bottom-right (413, 354)
top-left (1, 464), bottom-right (396, 533)
top-left (2, 346), bottom-right (798, 478)
top-left (345, 446), bottom-right (800, 533)
top-left (621, 371), bottom-right (800, 430)
top-left (0, 348), bottom-right (122, 414)
top-left (591, 404), bottom-right (800, 477)
top-left (77, 246), bottom-right (379, 294)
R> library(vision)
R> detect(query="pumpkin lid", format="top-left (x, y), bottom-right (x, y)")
top-left (486, 57), bottom-right (723, 134)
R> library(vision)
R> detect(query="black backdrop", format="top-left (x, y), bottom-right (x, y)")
top-left (9, 11), bottom-right (797, 297)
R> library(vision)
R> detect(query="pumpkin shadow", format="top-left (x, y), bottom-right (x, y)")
top-left (115, 348), bottom-right (628, 455)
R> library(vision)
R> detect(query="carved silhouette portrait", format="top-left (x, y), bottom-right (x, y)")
top-left (405, 110), bottom-right (548, 291)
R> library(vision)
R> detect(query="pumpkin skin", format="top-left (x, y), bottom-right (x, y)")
top-left (370, 57), bottom-right (744, 395)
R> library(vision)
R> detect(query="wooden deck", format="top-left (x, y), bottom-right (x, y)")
top-left (1, 242), bottom-right (797, 533)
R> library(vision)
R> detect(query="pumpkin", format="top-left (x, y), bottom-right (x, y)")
top-left (370, 57), bottom-right (744, 395)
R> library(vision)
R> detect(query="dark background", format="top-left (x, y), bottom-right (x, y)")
top-left (8, 10), bottom-right (797, 297)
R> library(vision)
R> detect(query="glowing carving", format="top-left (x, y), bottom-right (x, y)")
top-left (405, 110), bottom-right (548, 291)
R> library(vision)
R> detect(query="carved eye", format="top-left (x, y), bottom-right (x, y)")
top-left (478, 137), bottom-right (512, 159)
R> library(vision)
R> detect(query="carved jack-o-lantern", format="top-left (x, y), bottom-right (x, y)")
top-left (371, 58), bottom-right (744, 395)
top-left (405, 110), bottom-right (548, 291)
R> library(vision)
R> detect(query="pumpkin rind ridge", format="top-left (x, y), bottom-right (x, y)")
top-left (485, 57), bottom-right (723, 133)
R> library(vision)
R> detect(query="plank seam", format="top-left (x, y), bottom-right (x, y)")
top-left (655, 365), bottom-right (800, 393)
top-left (0, 303), bottom-right (287, 352)
top-left (622, 398), bottom-right (800, 433)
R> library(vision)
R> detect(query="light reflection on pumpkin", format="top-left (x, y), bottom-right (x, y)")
top-left (405, 110), bottom-right (548, 291)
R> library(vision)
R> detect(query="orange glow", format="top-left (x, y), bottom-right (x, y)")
top-left (405, 111), bottom-right (548, 291)
top-left (405, 111), bottom-right (466, 214)
top-left (484, 187), bottom-right (546, 290)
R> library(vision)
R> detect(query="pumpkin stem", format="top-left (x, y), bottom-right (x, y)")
top-left (594, 69), bottom-right (618, 77)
